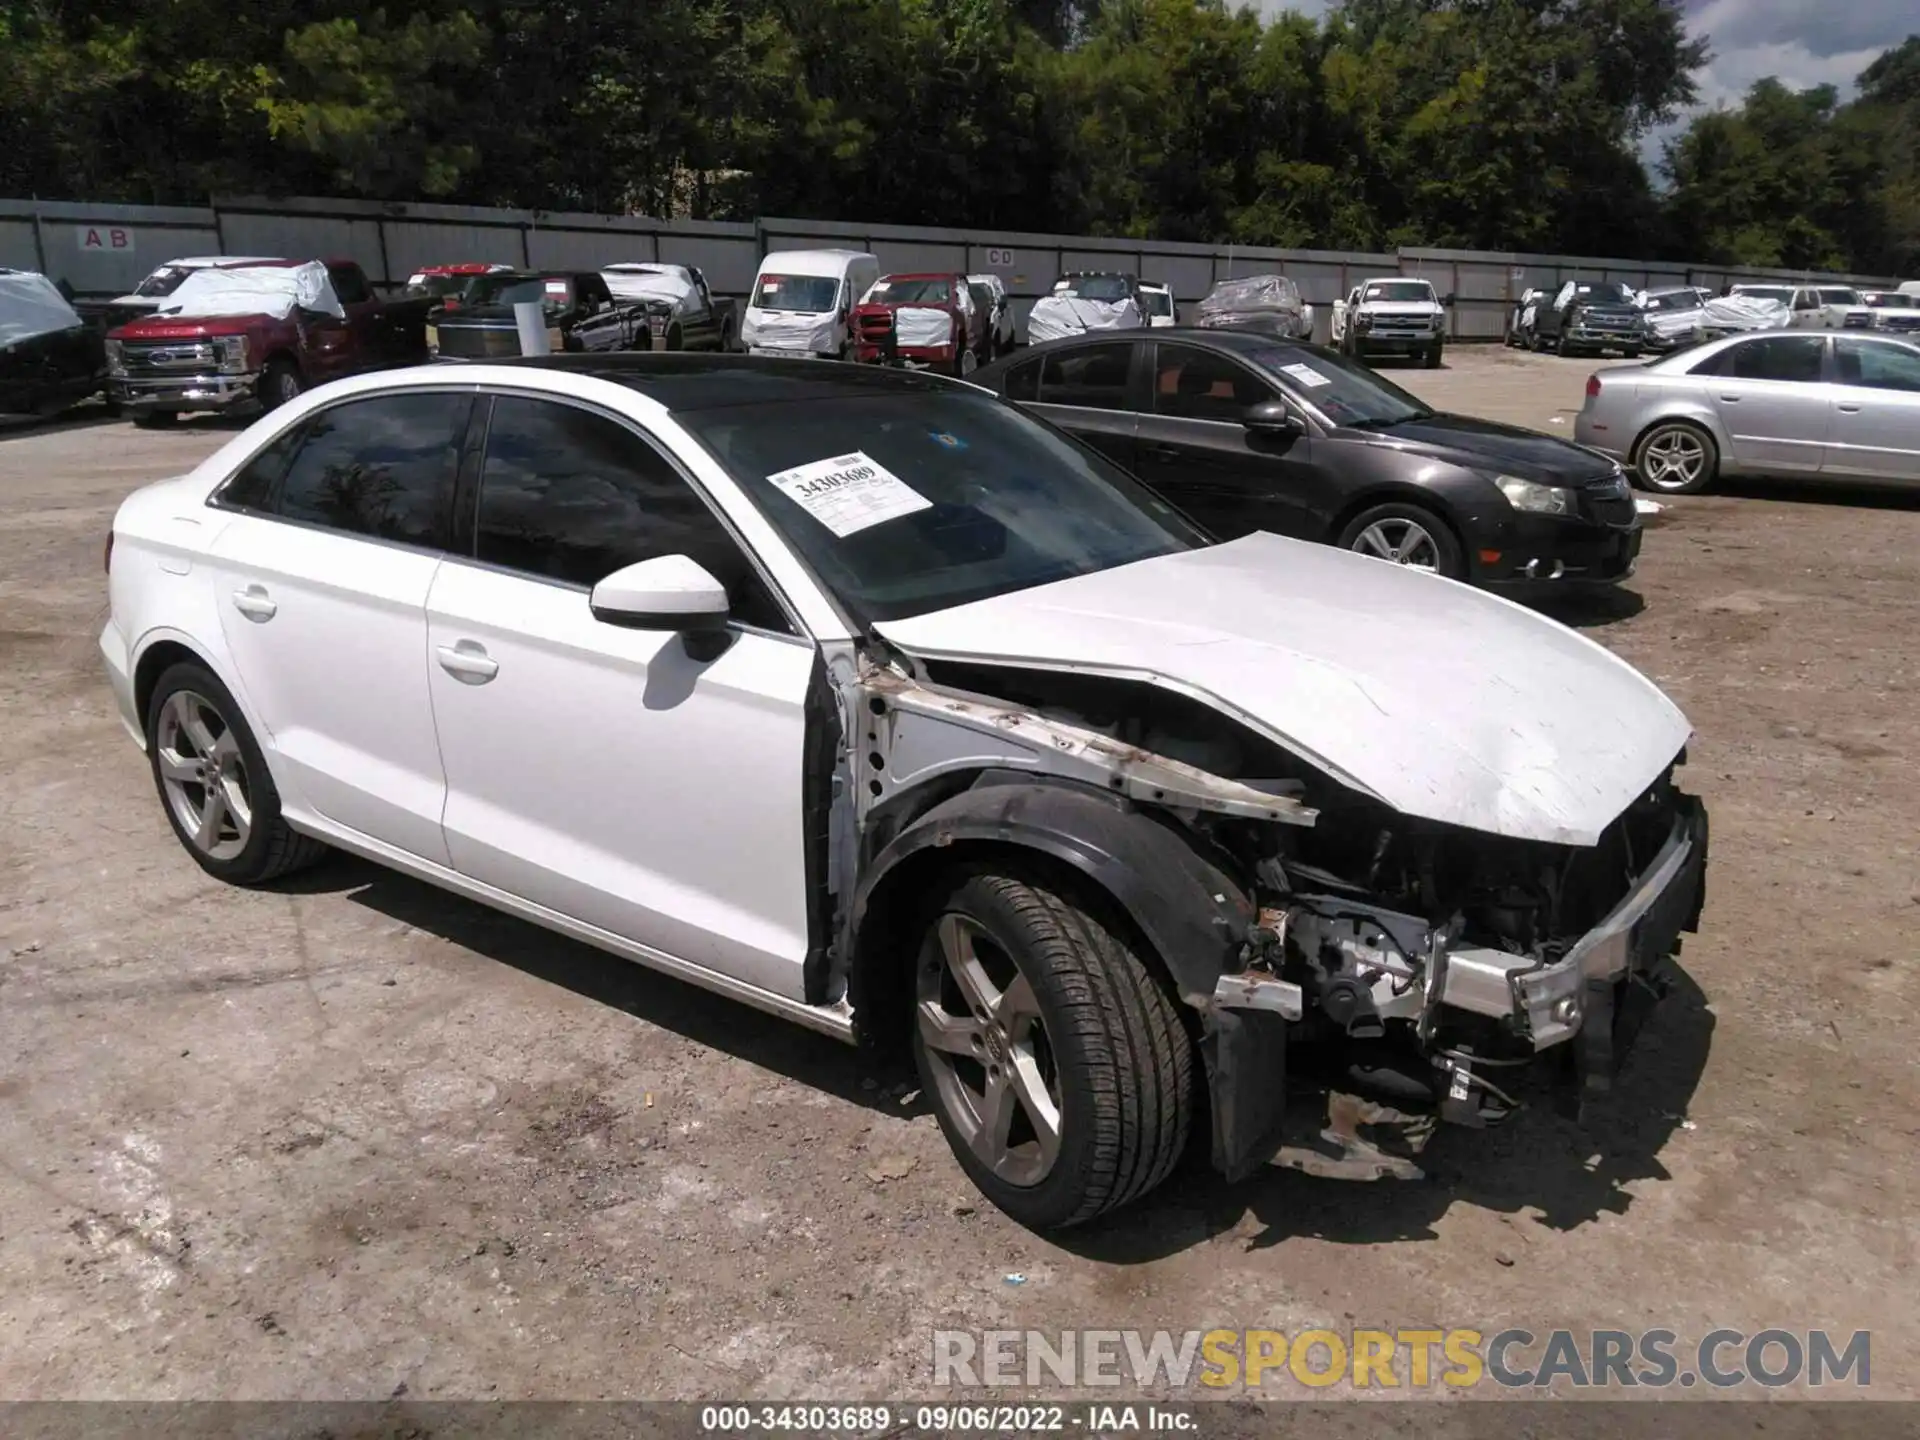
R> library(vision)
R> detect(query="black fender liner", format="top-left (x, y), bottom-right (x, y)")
top-left (851, 774), bottom-right (1288, 1180)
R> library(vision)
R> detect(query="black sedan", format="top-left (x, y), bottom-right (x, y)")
top-left (971, 329), bottom-right (1641, 592)
top-left (429, 271), bottom-right (647, 359)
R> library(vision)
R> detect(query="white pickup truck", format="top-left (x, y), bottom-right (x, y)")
top-left (1331, 277), bottom-right (1449, 367)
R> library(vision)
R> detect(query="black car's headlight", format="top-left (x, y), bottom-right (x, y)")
top-left (1494, 474), bottom-right (1576, 515)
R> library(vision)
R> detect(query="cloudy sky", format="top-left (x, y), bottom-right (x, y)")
top-left (1252, 0), bottom-right (1914, 176)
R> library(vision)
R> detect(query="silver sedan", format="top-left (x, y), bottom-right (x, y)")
top-left (1574, 330), bottom-right (1920, 494)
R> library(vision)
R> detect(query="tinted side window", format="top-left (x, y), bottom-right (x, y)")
top-left (277, 393), bottom-right (468, 547)
top-left (1727, 335), bottom-right (1826, 383)
top-left (475, 397), bottom-right (791, 633)
top-left (1154, 343), bottom-right (1276, 422)
top-left (328, 265), bottom-right (372, 305)
top-left (576, 274), bottom-right (612, 308)
top-left (1037, 342), bottom-right (1134, 411)
top-left (217, 425), bottom-right (305, 512)
top-left (1834, 338), bottom-right (1920, 393)
top-left (1003, 358), bottom-right (1041, 402)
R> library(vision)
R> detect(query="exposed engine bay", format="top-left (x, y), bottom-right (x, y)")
top-left (836, 649), bottom-right (1709, 1177)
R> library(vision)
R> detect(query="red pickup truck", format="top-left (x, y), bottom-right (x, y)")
top-left (106, 259), bottom-right (431, 428)
top-left (850, 272), bottom-right (987, 375)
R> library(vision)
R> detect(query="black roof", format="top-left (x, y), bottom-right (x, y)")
top-left (500, 352), bottom-right (965, 412)
top-left (970, 325), bottom-right (1313, 385)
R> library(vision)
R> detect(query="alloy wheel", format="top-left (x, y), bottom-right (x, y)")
top-left (155, 690), bottom-right (253, 861)
top-left (1638, 427), bottom-right (1708, 490)
top-left (1351, 516), bottom-right (1442, 571)
top-left (916, 913), bottom-right (1063, 1188)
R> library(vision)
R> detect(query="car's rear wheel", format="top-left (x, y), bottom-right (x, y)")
top-left (912, 866), bottom-right (1194, 1231)
top-left (145, 661), bottom-right (328, 885)
top-left (1632, 420), bottom-right (1719, 495)
top-left (956, 346), bottom-right (979, 378)
top-left (1337, 502), bottom-right (1465, 580)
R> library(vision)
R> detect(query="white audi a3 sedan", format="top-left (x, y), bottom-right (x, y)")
top-left (103, 355), bottom-right (1708, 1229)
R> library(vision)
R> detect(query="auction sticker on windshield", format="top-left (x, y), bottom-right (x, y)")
top-left (1280, 362), bottom-right (1333, 388)
top-left (768, 451), bottom-right (932, 538)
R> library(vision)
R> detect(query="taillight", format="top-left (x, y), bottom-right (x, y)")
top-left (104, 531), bottom-right (114, 574)
top-left (1586, 374), bottom-right (1602, 399)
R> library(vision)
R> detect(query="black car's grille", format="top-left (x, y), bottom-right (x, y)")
top-left (1580, 475), bottom-right (1637, 527)
top-left (436, 324), bottom-right (525, 359)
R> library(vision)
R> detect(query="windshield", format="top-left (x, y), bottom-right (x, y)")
top-left (1575, 283), bottom-right (1635, 306)
top-left (134, 265), bottom-right (195, 299)
top-left (1060, 275), bottom-right (1133, 303)
top-left (869, 277), bottom-right (952, 305)
top-left (677, 389), bottom-right (1206, 622)
top-left (463, 276), bottom-right (565, 310)
top-left (1734, 286), bottom-right (1793, 305)
top-left (1817, 288), bottom-right (1863, 306)
top-left (1243, 343), bottom-right (1433, 428)
top-left (755, 274), bottom-right (840, 313)
top-left (1642, 291), bottom-right (1702, 313)
top-left (1361, 281), bottom-right (1434, 304)
top-left (406, 274), bottom-right (473, 300)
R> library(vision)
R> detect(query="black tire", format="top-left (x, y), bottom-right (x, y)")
top-left (1554, 331), bottom-right (1572, 356)
top-left (132, 409), bottom-right (178, 430)
top-left (1336, 500), bottom-right (1466, 580)
top-left (1631, 419), bottom-right (1719, 496)
top-left (1425, 340), bottom-right (1444, 369)
top-left (665, 324), bottom-right (683, 352)
top-left (260, 358), bottom-right (304, 411)
top-left (145, 660), bottom-right (328, 885)
top-left (1624, 347), bottom-right (1642, 360)
top-left (912, 866), bottom-right (1194, 1231)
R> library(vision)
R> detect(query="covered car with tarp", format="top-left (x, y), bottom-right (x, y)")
top-left (1027, 273), bottom-right (1145, 344)
top-left (1195, 273), bottom-right (1312, 339)
top-left (1, 269), bottom-right (105, 421)
top-left (1698, 292), bottom-right (1790, 339)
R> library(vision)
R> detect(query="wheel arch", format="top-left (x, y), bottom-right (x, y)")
top-left (1629, 405), bottom-right (1726, 468)
top-left (1324, 483), bottom-right (1469, 552)
top-left (846, 777), bottom-right (1254, 1049)
top-left (130, 628), bottom-right (284, 793)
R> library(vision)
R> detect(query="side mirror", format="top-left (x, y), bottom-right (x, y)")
top-left (1244, 400), bottom-right (1301, 437)
top-left (1442, 293), bottom-right (1457, 306)
top-left (590, 554), bottom-right (732, 660)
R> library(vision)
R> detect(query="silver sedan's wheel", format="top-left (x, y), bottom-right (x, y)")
top-left (918, 914), bottom-right (1062, 1188)
top-left (155, 690), bottom-right (252, 861)
top-left (1635, 422), bottom-right (1718, 494)
top-left (1352, 516), bottom-right (1442, 571)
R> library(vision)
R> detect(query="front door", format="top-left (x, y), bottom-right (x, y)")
top-left (1130, 341), bottom-right (1322, 539)
top-left (425, 393), bottom-right (816, 999)
top-left (1708, 334), bottom-right (1832, 474)
top-left (205, 389), bottom-right (472, 864)
top-left (1826, 337), bottom-right (1920, 480)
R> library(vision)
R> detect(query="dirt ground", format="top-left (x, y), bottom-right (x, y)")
top-left (1, 347), bottom-right (1915, 1410)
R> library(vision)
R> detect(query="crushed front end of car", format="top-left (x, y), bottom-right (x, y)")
top-left (838, 639), bottom-right (1708, 1186)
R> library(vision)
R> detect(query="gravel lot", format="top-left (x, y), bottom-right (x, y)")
top-left (1, 347), bottom-right (1915, 1408)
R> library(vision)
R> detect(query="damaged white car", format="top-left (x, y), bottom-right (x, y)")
top-left (101, 356), bottom-right (1709, 1230)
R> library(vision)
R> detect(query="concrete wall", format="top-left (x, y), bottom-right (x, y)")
top-left (3, 196), bottom-right (1899, 343)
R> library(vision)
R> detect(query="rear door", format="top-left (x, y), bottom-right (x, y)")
top-left (1705, 334), bottom-right (1832, 474)
top-left (425, 392), bottom-right (816, 997)
top-left (1131, 341), bottom-right (1323, 539)
top-left (324, 263), bottom-right (385, 375)
top-left (1826, 337), bottom-right (1920, 480)
top-left (1006, 339), bottom-right (1142, 468)
top-left (205, 389), bottom-right (472, 864)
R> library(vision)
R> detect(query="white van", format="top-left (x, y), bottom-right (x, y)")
top-left (1899, 280), bottom-right (1920, 299)
top-left (740, 249), bottom-right (880, 360)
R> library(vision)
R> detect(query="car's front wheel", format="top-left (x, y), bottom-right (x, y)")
top-left (912, 866), bottom-right (1193, 1230)
top-left (260, 359), bottom-right (304, 411)
top-left (1337, 502), bottom-right (1465, 579)
top-left (1425, 340), bottom-right (1444, 368)
top-left (1632, 420), bottom-right (1719, 495)
top-left (145, 661), bottom-right (328, 885)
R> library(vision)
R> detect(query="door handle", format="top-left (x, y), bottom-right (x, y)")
top-left (1718, 395), bottom-right (1740, 403)
top-left (231, 585), bottom-right (277, 622)
top-left (1144, 442), bottom-right (1183, 459)
top-left (436, 640), bottom-right (499, 684)
top-left (1837, 403), bottom-right (1862, 413)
